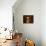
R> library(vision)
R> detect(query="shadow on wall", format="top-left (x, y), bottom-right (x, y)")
top-left (12, 0), bottom-right (41, 46)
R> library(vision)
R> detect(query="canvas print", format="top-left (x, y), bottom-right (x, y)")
top-left (23, 15), bottom-right (34, 23)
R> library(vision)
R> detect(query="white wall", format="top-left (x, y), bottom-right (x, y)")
top-left (0, 0), bottom-right (16, 29)
top-left (13, 0), bottom-right (41, 46)
top-left (0, 0), bottom-right (46, 46)
top-left (41, 0), bottom-right (46, 46)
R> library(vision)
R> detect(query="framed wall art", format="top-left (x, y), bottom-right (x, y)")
top-left (23, 15), bottom-right (34, 24)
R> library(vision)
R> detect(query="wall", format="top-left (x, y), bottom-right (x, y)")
top-left (0, 0), bottom-right (16, 30)
top-left (13, 0), bottom-right (41, 46)
top-left (41, 0), bottom-right (46, 46)
top-left (0, 0), bottom-right (46, 46)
